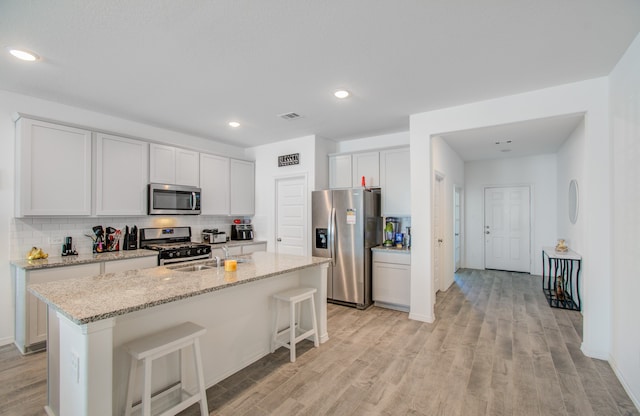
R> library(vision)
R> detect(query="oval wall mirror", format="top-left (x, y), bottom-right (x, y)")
top-left (568, 179), bottom-right (579, 224)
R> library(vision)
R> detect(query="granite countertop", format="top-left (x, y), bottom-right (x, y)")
top-left (11, 249), bottom-right (159, 270)
top-left (29, 251), bottom-right (330, 325)
top-left (371, 245), bottom-right (411, 254)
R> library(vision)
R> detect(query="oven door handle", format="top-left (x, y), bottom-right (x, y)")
top-left (160, 253), bottom-right (211, 265)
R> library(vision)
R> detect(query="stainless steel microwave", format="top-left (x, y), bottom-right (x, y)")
top-left (148, 183), bottom-right (201, 215)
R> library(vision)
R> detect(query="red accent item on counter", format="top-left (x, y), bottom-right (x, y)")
top-left (233, 219), bottom-right (241, 224)
top-left (361, 176), bottom-right (366, 187)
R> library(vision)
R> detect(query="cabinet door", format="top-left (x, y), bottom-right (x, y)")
top-left (329, 154), bottom-right (352, 189)
top-left (352, 152), bottom-right (380, 188)
top-left (242, 242), bottom-right (267, 254)
top-left (26, 263), bottom-right (101, 347)
top-left (372, 261), bottom-right (411, 306)
top-left (175, 148), bottom-right (200, 186)
top-left (95, 133), bottom-right (149, 215)
top-left (380, 148), bottom-right (411, 217)
top-left (149, 143), bottom-right (176, 184)
top-left (200, 153), bottom-right (230, 215)
top-left (103, 256), bottom-right (158, 273)
top-left (15, 118), bottom-right (92, 216)
top-left (230, 159), bottom-right (255, 215)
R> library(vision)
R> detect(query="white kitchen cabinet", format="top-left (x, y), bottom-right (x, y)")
top-left (329, 154), bottom-right (352, 189)
top-left (103, 256), bottom-right (158, 273)
top-left (380, 147), bottom-right (411, 217)
top-left (95, 133), bottom-right (149, 216)
top-left (200, 153), bottom-right (230, 215)
top-left (14, 263), bottom-right (101, 353)
top-left (149, 143), bottom-right (199, 186)
top-left (372, 250), bottom-right (411, 311)
top-left (230, 159), bottom-right (255, 215)
top-left (352, 151), bottom-right (380, 188)
top-left (15, 117), bottom-right (92, 216)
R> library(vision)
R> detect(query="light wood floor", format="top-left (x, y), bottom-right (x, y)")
top-left (1, 269), bottom-right (638, 415)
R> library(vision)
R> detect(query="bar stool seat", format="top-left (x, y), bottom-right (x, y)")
top-left (123, 322), bottom-right (209, 416)
top-left (272, 287), bottom-right (319, 362)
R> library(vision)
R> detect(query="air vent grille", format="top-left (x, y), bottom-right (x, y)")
top-left (278, 112), bottom-right (302, 120)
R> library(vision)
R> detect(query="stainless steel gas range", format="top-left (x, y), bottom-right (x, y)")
top-left (140, 226), bottom-right (211, 265)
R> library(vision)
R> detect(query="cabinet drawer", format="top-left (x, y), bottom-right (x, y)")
top-left (372, 251), bottom-right (411, 265)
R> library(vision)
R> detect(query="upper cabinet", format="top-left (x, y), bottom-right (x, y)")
top-left (380, 147), bottom-right (410, 217)
top-left (149, 143), bottom-right (199, 187)
top-left (329, 154), bottom-right (352, 189)
top-left (230, 159), bottom-right (255, 216)
top-left (95, 133), bottom-right (149, 216)
top-left (352, 151), bottom-right (380, 188)
top-left (15, 118), bottom-right (92, 216)
top-left (200, 153), bottom-right (230, 215)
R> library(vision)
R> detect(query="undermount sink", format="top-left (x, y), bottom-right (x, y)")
top-left (202, 258), bottom-right (249, 267)
top-left (167, 264), bottom-right (214, 272)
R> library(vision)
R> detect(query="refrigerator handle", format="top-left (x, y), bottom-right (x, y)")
top-left (330, 207), bottom-right (336, 266)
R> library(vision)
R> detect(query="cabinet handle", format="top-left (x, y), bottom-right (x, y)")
top-left (277, 238), bottom-right (282, 242)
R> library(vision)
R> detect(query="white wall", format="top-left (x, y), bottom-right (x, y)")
top-left (246, 135), bottom-right (321, 256)
top-left (410, 78), bottom-right (611, 361)
top-left (609, 33), bottom-right (640, 408)
top-left (431, 136), bottom-right (464, 292)
top-left (464, 154), bottom-right (557, 276)
top-left (556, 120), bottom-right (586, 256)
top-left (0, 89), bottom-right (246, 346)
top-left (336, 131), bottom-right (409, 153)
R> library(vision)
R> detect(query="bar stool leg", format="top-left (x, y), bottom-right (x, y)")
top-left (193, 339), bottom-right (209, 415)
top-left (289, 301), bottom-right (296, 362)
top-left (271, 298), bottom-right (280, 353)
top-left (142, 357), bottom-right (152, 416)
top-left (124, 355), bottom-right (138, 416)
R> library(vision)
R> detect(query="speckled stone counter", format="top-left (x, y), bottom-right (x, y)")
top-left (200, 239), bottom-right (267, 248)
top-left (371, 245), bottom-right (411, 254)
top-left (30, 251), bottom-right (330, 325)
top-left (11, 249), bottom-right (158, 270)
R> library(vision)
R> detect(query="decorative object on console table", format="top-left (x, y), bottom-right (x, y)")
top-left (542, 247), bottom-right (581, 311)
top-left (555, 239), bottom-right (568, 252)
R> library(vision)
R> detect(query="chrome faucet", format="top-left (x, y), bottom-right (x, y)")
top-left (221, 245), bottom-right (229, 259)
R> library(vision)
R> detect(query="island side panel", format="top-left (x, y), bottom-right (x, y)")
top-left (300, 262), bottom-right (329, 343)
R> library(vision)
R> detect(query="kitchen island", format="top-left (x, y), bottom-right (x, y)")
top-left (29, 251), bottom-right (330, 416)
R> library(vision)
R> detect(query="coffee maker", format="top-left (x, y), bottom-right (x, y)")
top-left (230, 224), bottom-right (254, 240)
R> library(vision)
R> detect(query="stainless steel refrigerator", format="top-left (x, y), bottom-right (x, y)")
top-left (312, 189), bottom-right (382, 309)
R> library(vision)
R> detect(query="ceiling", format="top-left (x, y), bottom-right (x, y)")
top-left (1, 1), bottom-right (639, 149)
top-left (439, 114), bottom-right (585, 162)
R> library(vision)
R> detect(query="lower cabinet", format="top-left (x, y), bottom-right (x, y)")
top-left (372, 250), bottom-right (411, 311)
top-left (14, 256), bottom-right (157, 354)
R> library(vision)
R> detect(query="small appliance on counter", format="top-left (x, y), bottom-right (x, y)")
top-left (230, 224), bottom-right (254, 241)
top-left (202, 229), bottom-right (228, 244)
top-left (123, 225), bottom-right (138, 250)
top-left (61, 236), bottom-right (77, 256)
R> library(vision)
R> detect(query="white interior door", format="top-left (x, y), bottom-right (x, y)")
top-left (484, 186), bottom-right (531, 272)
top-left (433, 174), bottom-right (445, 294)
top-left (275, 176), bottom-right (307, 256)
top-left (454, 187), bottom-right (462, 272)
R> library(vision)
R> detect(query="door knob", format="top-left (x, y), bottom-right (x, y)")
top-left (277, 238), bottom-right (282, 242)
top-left (437, 238), bottom-right (443, 243)
top-left (485, 231), bottom-right (490, 234)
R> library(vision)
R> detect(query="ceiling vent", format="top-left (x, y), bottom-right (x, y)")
top-left (278, 112), bottom-right (302, 120)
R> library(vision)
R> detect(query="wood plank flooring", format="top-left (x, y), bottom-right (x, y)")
top-left (1, 269), bottom-right (637, 415)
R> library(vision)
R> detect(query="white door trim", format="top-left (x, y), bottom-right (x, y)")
top-left (432, 171), bottom-right (445, 297)
top-left (274, 173), bottom-right (309, 256)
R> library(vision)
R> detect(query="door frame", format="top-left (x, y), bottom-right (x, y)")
top-left (453, 185), bottom-right (463, 273)
top-left (432, 171), bottom-right (445, 297)
top-left (274, 173), bottom-right (309, 256)
top-left (482, 184), bottom-right (533, 273)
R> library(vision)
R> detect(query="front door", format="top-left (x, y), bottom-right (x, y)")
top-left (275, 176), bottom-right (307, 256)
top-left (484, 186), bottom-right (530, 273)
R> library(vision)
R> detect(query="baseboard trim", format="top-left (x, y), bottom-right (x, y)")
top-left (609, 355), bottom-right (640, 412)
top-left (408, 311), bottom-right (434, 323)
top-left (0, 336), bottom-right (14, 347)
top-left (580, 342), bottom-right (609, 360)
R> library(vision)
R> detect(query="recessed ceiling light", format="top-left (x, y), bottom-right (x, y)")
top-left (334, 90), bottom-right (350, 99)
top-left (228, 121), bottom-right (240, 128)
top-left (8, 48), bottom-right (39, 61)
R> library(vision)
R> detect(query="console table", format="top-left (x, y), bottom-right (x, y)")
top-left (542, 247), bottom-right (582, 311)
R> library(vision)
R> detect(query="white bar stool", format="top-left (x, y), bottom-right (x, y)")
top-left (272, 287), bottom-right (319, 362)
top-left (123, 322), bottom-right (209, 416)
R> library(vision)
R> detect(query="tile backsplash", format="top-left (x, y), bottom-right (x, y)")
top-left (10, 216), bottom-right (245, 260)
